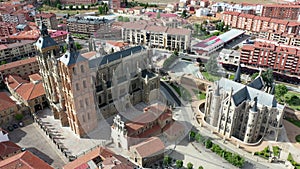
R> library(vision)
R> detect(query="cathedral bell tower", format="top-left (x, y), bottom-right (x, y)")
top-left (35, 21), bottom-right (64, 120)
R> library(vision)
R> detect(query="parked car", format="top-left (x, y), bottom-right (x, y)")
top-left (13, 123), bottom-right (18, 129)
top-left (7, 126), bottom-right (14, 131)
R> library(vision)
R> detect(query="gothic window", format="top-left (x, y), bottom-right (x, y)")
top-left (98, 96), bottom-right (102, 104)
top-left (73, 67), bottom-right (76, 75)
top-left (80, 65), bottom-right (84, 73)
top-left (85, 98), bottom-right (89, 106)
top-left (83, 80), bottom-right (87, 88)
top-left (80, 100), bottom-right (83, 108)
top-left (76, 83), bottom-right (79, 91)
top-left (82, 115), bottom-right (86, 123)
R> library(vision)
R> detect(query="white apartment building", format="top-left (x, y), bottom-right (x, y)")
top-left (122, 22), bottom-right (191, 52)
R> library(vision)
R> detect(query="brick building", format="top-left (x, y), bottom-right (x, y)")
top-left (5, 74), bottom-right (47, 113)
top-left (0, 57), bottom-right (39, 82)
top-left (0, 40), bottom-right (36, 63)
top-left (240, 41), bottom-right (300, 75)
top-left (67, 17), bottom-right (109, 34)
top-left (0, 92), bottom-right (19, 126)
top-left (0, 22), bottom-right (17, 37)
top-left (35, 12), bottom-right (58, 30)
top-left (261, 3), bottom-right (300, 21)
top-left (222, 11), bottom-right (300, 35)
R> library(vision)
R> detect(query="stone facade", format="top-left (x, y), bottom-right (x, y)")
top-left (204, 76), bottom-right (285, 144)
top-left (35, 22), bottom-right (159, 137)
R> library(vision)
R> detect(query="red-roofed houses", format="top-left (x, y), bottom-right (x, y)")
top-left (5, 74), bottom-right (47, 113)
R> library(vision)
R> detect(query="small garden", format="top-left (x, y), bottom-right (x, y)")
top-left (202, 71), bottom-right (220, 82)
top-left (162, 155), bottom-right (204, 169)
top-left (287, 153), bottom-right (300, 169)
top-left (285, 117), bottom-right (300, 128)
top-left (254, 147), bottom-right (270, 159)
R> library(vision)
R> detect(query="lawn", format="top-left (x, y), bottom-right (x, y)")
top-left (285, 117), bottom-right (300, 128)
top-left (202, 71), bottom-right (220, 82)
top-left (284, 91), bottom-right (300, 111)
top-left (170, 83), bottom-right (192, 101)
top-left (193, 89), bottom-right (206, 100)
top-left (296, 135), bottom-right (300, 143)
top-left (254, 147), bottom-right (270, 159)
top-left (272, 146), bottom-right (280, 157)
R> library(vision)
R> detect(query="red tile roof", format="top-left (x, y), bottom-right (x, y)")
top-left (6, 74), bottom-right (45, 101)
top-left (0, 92), bottom-right (16, 112)
top-left (28, 73), bottom-right (42, 82)
top-left (0, 151), bottom-right (53, 169)
top-left (35, 12), bottom-right (56, 19)
top-left (223, 11), bottom-right (240, 16)
top-left (130, 137), bottom-right (165, 158)
top-left (0, 57), bottom-right (37, 72)
top-left (242, 45), bottom-right (255, 51)
top-left (106, 41), bottom-right (129, 48)
top-left (0, 141), bottom-right (21, 159)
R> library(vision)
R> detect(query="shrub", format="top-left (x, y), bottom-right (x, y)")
top-left (205, 139), bottom-right (213, 149)
top-left (15, 114), bottom-right (24, 121)
top-left (187, 162), bottom-right (193, 169)
top-left (176, 160), bottom-right (183, 168)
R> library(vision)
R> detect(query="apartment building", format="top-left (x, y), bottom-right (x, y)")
top-left (35, 13), bottom-right (58, 30)
top-left (222, 11), bottom-right (300, 35)
top-left (0, 40), bottom-right (36, 63)
top-left (1, 12), bottom-right (26, 24)
top-left (258, 30), bottom-right (300, 47)
top-left (122, 22), bottom-right (191, 51)
top-left (0, 57), bottom-right (39, 82)
top-left (0, 22), bottom-right (17, 37)
top-left (261, 3), bottom-right (300, 20)
top-left (240, 42), bottom-right (300, 76)
top-left (204, 76), bottom-right (284, 144)
top-left (67, 17), bottom-right (109, 34)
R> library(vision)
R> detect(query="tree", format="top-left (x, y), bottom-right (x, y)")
top-left (275, 84), bottom-right (288, 101)
top-left (251, 72), bottom-right (259, 80)
top-left (187, 162), bottom-right (193, 169)
top-left (157, 12), bottom-right (161, 19)
top-left (194, 23), bottom-right (200, 35)
top-left (98, 6), bottom-right (103, 14)
top-left (163, 156), bottom-right (171, 165)
top-left (118, 16), bottom-right (123, 22)
top-left (0, 61), bottom-right (6, 65)
top-left (195, 133), bottom-right (205, 144)
top-left (75, 42), bottom-right (82, 50)
top-left (15, 114), bottom-right (24, 121)
top-left (181, 10), bottom-right (187, 18)
top-left (205, 139), bottom-right (213, 149)
top-left (198, 166), bottom-right (204, 169)
top-left (262, 68), bottom-right (274, 88)
top-left (176, 160), bottom-right (183, 168)
top-left (189, 131), bottom-right (196, 140)
top-left (57, 4), bottom-right (62, 9)
top-left (123, 17), bottom-right (130, 22)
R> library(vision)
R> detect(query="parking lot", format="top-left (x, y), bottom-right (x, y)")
top-left (8, 117), bottom-right (68, 169)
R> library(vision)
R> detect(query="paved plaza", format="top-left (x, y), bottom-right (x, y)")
top-left (8, 118), bottom-right (68, 169)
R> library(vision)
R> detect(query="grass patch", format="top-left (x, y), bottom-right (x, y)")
top-left (272, 146), bottom-right (280, 157)
top-left (193, 89), bottom-right (206, 100)
top-left (254, 147), bottom-right (270, 159)
top-left (285, 117), bottom-right (300, 128)
top-left (284, 91), bottom-right (300, 111)
top-left (170, 83), bottom-right (191, 101)
top-left (202, 71), bottom-right (220, 82)
top-left (288, 153), bottom-right (300, 168)
top-left (40, 5), bottom-right (98, 16)
top-left (296, 135), bottom-right (300, 143)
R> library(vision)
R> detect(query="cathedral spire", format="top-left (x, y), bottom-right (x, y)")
top-left (252, 97), bottom-right (258, 112)
top-left (39, 17), bottom-right (49, 37)
top-left (234, 64), bottom-right (241, 83)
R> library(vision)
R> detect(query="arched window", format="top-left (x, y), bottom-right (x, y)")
top-left (80, 65), bottom-right (84, 73)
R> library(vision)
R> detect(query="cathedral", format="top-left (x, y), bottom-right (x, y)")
top-left (35, 22), bottom-right (160, 137)
top-left (204, 66), bottom-right (285, 144)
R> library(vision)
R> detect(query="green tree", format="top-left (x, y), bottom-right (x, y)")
top-left (0, 61), bottom-right (6, 65)
top-left (187, 162), bottom-right (193, 169)
top-left (262, 68), bottom-right (274, 88)
top-left (251, 72), bottom-right (259, 80)
top-left (118, 16), bottom-right (123, 22)
top-left (195, 133), bottom-right (205, 144)
top-left (205, 139), bottom-right (213, 149)
top-left (98, 6), bottom-right (103, 14)
top-left (275, 84), bottom-right (288, 101)
top-left (157, 12), bottom-right (161, 19)
top-left (194, 23), bottom-right (200, 35)
top-left (81, 5), bottom-right (84, 10)
top-left (163, 156), bottom-right (171, 165)
top-left (57, 3), bottom-right (62, 9)
top-left (123, 17), bottom-right (130, 22)
top-left (176, 160), bottom-right (183, 168)
top-left (75, 42), bottom-right (82, 50)
top-left (15, 114), bottom-right (24, 121)
top-left (181, 10), bottom-right (187, 18)
top-left (189, 131), bottom-right (196, 140)
top-left (174, 50), bottom-right (179, 56)
top-left (198, 166), bottom-right (204, 169)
